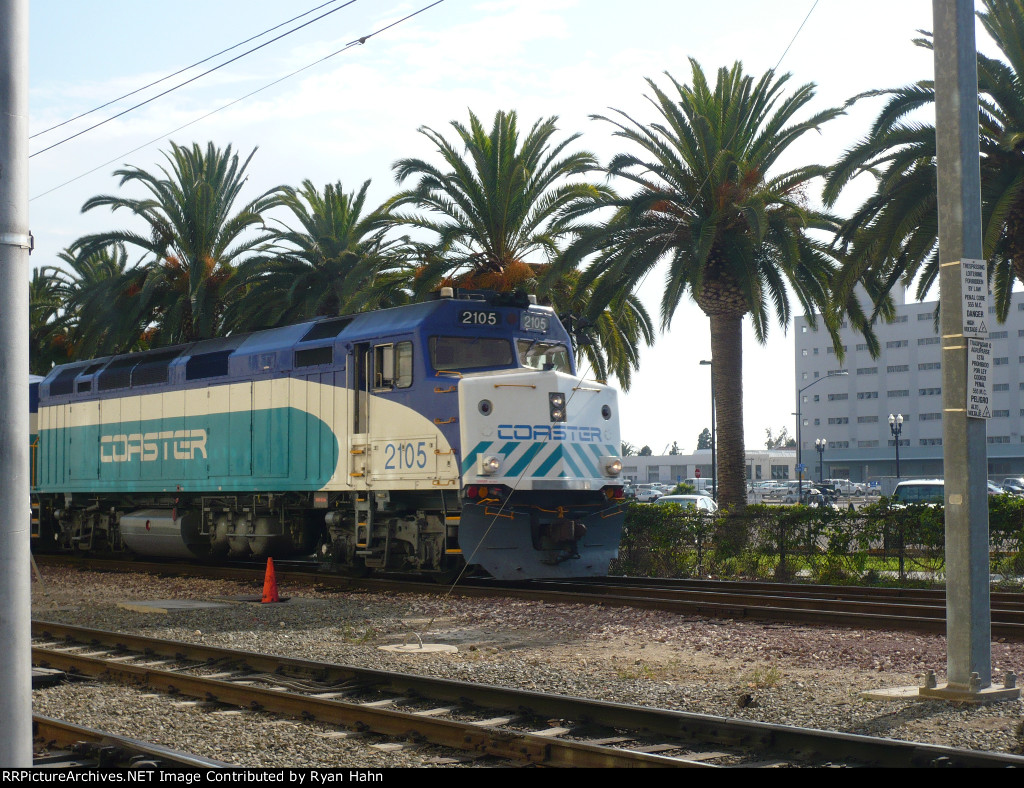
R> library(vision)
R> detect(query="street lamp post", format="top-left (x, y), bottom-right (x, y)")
top-left (815, 438), bottom-right (826, 483)
top-left (699, 360), bottom-right (716, 501)
top-left (796, 370), bottom-right (849, 505)
top-left (889, 413), bottom-right (904, 478)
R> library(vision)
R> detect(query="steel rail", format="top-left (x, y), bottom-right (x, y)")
top-left (30, 555), bottom-right (1024, 638)
top-left (32, 645), bottom-right (701, 768)
top-left (33, 715), bottom-right (232, 768)
top-left (31, 621), bottom-right (1024, 768)
top-left (579, 575), bottom-right (1024, 607)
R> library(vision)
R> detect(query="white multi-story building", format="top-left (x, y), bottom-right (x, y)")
top-left (795, 290), bottom-right (1024, 483)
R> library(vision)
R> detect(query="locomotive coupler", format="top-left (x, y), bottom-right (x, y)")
top-left (537, 518), bottom-right (586, 563)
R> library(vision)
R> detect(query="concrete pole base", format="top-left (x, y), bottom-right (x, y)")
top-left (917, 683), bottom-right (1021, 703)
top-left (863, 670), bottom-right (1022, 704)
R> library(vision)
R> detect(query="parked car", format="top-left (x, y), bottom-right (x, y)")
top-left (1002, 478), bottom-right (1024, 495)
top-left (825, 478), bottom-right (865, 496)
top-left (813, 481), bottom-right (841, 502)
top-left (754, 481), bottom-right (786, 496)
top-left (988, 480), bottom-right (1007, 496)
top-left (783, 485), bottom-right (824, 505)
top-left (635, 484), bottom-right (664, 503)
top-left (891, 479), bottom-right (944, 505)
top-left (683, 477), bottom-right (715, 494)
top-left (656, 494), bottom-right (719, 513)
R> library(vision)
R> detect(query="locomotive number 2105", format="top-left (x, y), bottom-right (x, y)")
top-left (458, 310), bottom-right (497, 326)
top-left (383, 441), bottom-right (429, 470)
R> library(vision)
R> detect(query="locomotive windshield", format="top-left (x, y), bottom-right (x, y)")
top-left (517, 340), bottom-right (571, 372)
top-left (429, 336), bottom-right (515, 370)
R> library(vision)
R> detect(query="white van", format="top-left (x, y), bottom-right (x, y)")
top-left (891, 479), bottom-right (944, 505)
top-left (684, 477), bottom-right (714, 493)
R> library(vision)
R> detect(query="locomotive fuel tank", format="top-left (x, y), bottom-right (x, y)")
top-left (120, 509), bottom-right (209, 559)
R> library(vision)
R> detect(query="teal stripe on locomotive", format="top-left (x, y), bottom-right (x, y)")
top-left (462, 440), bottom-right (618, 479)
top-left (36, 407), bottom-right (340, 493)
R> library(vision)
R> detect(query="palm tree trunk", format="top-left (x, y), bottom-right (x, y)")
top-left (709, 312), bottom-right (745, 511)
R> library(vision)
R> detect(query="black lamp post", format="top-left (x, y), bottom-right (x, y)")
top-left (888, 413), bottom-right (904, 478)
top-left (699, 360), bottom-right (716, 500)
top-left (815, 438), bottom-right (826, 483)
top-left (796, 370), bottom-right (849, 504)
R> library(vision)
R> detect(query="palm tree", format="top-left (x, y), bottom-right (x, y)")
top-left (225, 179), bottom-right (405, 332)
top-left (51, 242), bottom-right (149, 359)
top-left (561, 61), bottom-right (844, 510)
top-left (29, 267), bottom-right (66, 375)
top-left (389, 109), bottom-right (653, 388)
top-left (824, 0), bottom-right (1024, 321)
top-left (542, 269), bottom-right (655, 389)
top-left (75, 142), bottom-right (273, 346)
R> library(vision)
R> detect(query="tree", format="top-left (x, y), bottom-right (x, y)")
top-left (388, 109), bottom-right (653, 389)
top-left (696, 428), bottom-right (713, 450)
top-left (29, 267), bottom-right (66, 375)
top-left (49, 242), bottom-right (149, 359)
top-left (562, 61), bottom-right (845, 509)
top-left (765, 426), bottom-right (793, 449)
top-left (668, 441), bottom-right (682, 455)
top-left (621, 441), bottom-right (637, 456)
top-left (639, 445), bottom-right (653, 456)
top-left (824, 0), bottom-right (1024, 321)
top-left (225, 179), bottom-right (404, 332)
top-left (74, 142), bottom-right (273, 347)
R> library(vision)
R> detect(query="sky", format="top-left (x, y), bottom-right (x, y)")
top-left (25, 0), bottom-right (967, 452)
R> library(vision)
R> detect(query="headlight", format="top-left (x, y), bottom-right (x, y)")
top-left (549, 392), bottom-right (567, 423)
top-left (603, 457), bottom-right (623, 476)
top-left (478, 455), bottom-right (502, 475)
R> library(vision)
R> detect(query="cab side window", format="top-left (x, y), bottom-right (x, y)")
top-left (374, 342), bottom-right (413, 390)
top-left (396, 342), bottom-right (413, 388)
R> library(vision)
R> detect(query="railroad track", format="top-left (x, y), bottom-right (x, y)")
top-left (33, 716), bottom-right (231, 767)
top-left (31, 620), bottom-right (1024, 768)
top-left (32, 554), bottom-right (1024, 638)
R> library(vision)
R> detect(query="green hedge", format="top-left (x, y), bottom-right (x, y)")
top-left (611, 494), bottom-right (1024, 586)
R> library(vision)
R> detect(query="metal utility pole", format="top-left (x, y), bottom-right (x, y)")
top-left (699, 360), bottom-right (716, 500)
top-left (0, 0), bottom-right (33, 765)
top-left (927, 0), bottom-right (1017, 701)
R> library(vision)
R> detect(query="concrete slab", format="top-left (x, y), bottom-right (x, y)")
top-left (861, 685), bottom-right (923, 700)
top-left (117, 599), bottom-right (233, 614)
top-left (379, 643), bottom-right (458, 654)
top-left (214, 594), bottom-right (296, 604)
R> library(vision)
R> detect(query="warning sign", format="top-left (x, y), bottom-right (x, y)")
top-left (961, 258), bottom-right (989, 337)
top-left (968, 338), bottom-right (992, 419)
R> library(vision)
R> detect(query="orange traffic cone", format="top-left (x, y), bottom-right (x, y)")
top-left (261, 557), bottom-right (280, 603)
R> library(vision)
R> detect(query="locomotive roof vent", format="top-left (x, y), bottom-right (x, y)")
top-left (440, 286), bottom-right (454, 298)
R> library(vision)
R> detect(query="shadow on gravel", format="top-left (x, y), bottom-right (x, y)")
top-left (849, 698), bottom-right (1000, 738)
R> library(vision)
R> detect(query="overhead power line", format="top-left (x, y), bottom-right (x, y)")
top-left (31, 0), bottom-right (351, 141)
top-left (30, 0), bottom-right (447, 202)
top-left (29, 0), bottom-right (362, 158)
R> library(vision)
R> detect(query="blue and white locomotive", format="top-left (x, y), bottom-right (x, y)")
top-left (32, 290), bottom-right (626, 580)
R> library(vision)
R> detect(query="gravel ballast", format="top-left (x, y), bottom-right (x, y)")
top-left (29, 566), bottom-right (1024, 766)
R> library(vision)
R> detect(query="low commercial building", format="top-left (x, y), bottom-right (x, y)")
top-left (621, 449), bottom-right (797, 487)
